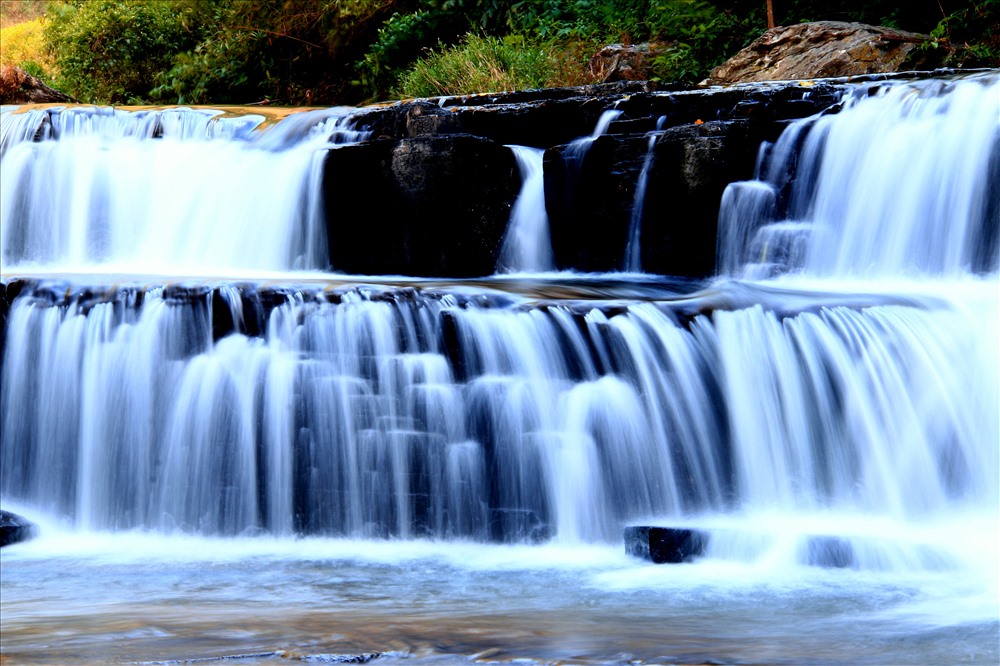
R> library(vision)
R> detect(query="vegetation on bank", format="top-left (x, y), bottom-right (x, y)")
top-left (0, 0), bottom-right (996, 106)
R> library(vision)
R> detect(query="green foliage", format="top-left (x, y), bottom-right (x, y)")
top-left (647, 1), bottom-right (764, 83)
top-left (395, 33), bottom-right (554, 98)
top-left (357, 9), bottom-right (470, 99)
top-left (34, 0), bottom-right (999, 105)
top-left (44, 0), bottom-right (198, 104)
top-left (150, 0), bottom-right (399, 105)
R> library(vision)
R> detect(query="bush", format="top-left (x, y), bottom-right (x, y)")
top-left (0, 17), bottom-right (56, 81)
top-left (647, 1), bottom-right (764, 83)
top-left (44, 0), bottom-right (199, 104)
top-left (395, 33), bottom-right (563, 98)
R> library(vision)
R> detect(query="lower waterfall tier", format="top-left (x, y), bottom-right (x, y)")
top-left (2, 277), bottom-right (995, 555)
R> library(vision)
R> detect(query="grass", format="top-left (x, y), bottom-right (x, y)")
top-left (395, 33), bottom-right (600, 99)
top-left (0, 16), bottom-right (56, 80)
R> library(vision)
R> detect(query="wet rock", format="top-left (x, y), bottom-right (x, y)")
top-left (625, 525), bottom-right (708, 563)
top-left (324, 135), bottom-right (518, 277)
top-left (706, 22), bottom-right (935, 85)
top-left (334, 72), bottom-right (959, 277)
top-left (544, 133), bottom-right (653, 273)
top-left (351, 81), bottom-right (661, 148)
top-left (639, 120), bottom-right (767, 277)
top-left (0, 510), bottom-right (38, 547)
top-left (545, 119), bottom-right (767, 277)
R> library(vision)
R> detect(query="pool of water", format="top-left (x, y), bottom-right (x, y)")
top-left (3, 510), bottom-right (997, 665)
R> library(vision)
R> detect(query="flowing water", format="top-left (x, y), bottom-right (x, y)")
top-left (498, 146), bottom-right (553, 273)
top-left (1, 73), bottom-right (998, 665)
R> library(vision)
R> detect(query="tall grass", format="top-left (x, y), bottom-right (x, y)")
top-left (0, 17), bottom-right (55, 80)
top-left (396, 33), bottom-right (596, 98)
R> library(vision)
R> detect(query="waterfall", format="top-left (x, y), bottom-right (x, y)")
top-left (1, 74), bottom-right (997, 562)
top-left (497, 145), bottom-right (553, 273)
top-left (2, 73), bottom-right (997, 665)
top-left (2, 277), bottom-right (995, 549)
top-left (623, 116), bottom-right (667, 273)
top-left (717, 72), bottom-right (1000, 278)
top-left (0, 106), bottom-right (367, 275)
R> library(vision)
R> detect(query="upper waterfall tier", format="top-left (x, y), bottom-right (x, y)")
top-left (0, 106), bottom-right (366, 275)
top-left (717, 71), bottom-right (1000, 279)
top-left (1, 72), bottom-right (997, 279)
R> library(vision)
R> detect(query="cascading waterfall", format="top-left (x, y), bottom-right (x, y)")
top-left (717, 72), bottom-right (1000, 278)
top-left (0, 106), bottom-right (367, 274)
top-left (1, 73), bottom-right (998, 665)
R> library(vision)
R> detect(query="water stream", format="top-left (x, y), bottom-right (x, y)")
top-left (1, 73), bottom-right (997, 665)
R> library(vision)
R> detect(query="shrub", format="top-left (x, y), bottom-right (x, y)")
top-left (44, 0), bottom-right (199, 104)
top-left (647, 1), bottom-right (764, 83)
top-left (0, 17), bottom-right (56, 81)
top-left (395, 33), bottom-right (560, 98)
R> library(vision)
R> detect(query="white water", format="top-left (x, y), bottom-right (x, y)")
top-left (0, 106), bottom-right (367, 274)
top-left (497, 145), bottom-right (553, 273)
top-left (2, 74), bottom-right (998, 664)
top-left (718, 72), bottom-right (1000, 278)
top-left (624, 116), bottom-right (667, 272)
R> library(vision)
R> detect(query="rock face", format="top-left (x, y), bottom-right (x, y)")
top-left (0, 510), bottom-right (38, 547)
top-left (706, 22), bottom-right (933, 84)
top-left (345, 78), bottom-right (854, 277)
top-left (324, 134), bottom-right (518, 277)
top-left (0, 65), bottom-right (74, 104)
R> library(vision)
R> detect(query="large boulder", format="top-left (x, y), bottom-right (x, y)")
top-left (706, 22), bottom-right (935, 85)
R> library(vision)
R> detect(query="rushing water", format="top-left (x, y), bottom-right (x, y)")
top-left (497, 146), bottom-right (553, 273)
top-left (1, 73), bottom-right (998, 665)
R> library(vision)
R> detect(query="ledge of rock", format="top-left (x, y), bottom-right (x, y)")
top-left (705, 21), bottom-right (936, 85)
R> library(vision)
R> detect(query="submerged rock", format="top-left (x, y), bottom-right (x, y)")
top-left (625, 525), bottom-right (708, 563)
top-left (0, 510), bottom-right (38, 547)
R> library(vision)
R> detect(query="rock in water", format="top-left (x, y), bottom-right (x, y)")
top-left (624, 526), bottom-right (708, 563)
top-left (0, 510), bottom-right (38, 547)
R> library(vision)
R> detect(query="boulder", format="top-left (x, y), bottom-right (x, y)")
top-left (588, 43), bottom-right (665, 83)
top-left (0, 65), bottom-right (74, 104)
top-left (706, 22), bottom-right (935, 85)
top-left (625, 525), bottom-right (708, 563)
top-left (0, 510), bottom-right (38, 547)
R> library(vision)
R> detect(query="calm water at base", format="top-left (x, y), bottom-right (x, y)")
top-left (2, 513), bottom-right (997, 666)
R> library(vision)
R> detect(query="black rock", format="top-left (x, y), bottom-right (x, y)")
top-left (625, 525), bottom-right (708, 563)
top-left (0, 510), bottom-right (38, 547)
